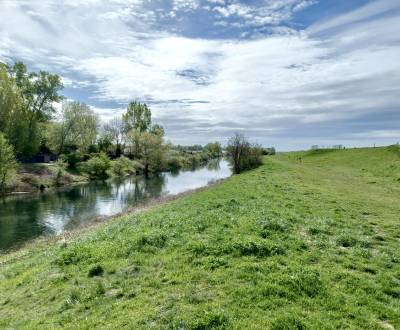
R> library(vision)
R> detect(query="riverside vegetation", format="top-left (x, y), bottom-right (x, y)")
top-left (0, 145), bottom-right (399, 329)
top-left (0, 62), bottom-right (224, 195)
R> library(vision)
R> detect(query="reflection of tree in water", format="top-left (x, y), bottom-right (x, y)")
top-left (120, 174), bottom-right (166, 206)
top-left (0, 196), bottom-right (46, 250)
top-left (207, 158), bottom-right (221, 171)
top-left (1, 160), bottom-right (228, 251)
top-left (60, 184), bottom-right (110, 230)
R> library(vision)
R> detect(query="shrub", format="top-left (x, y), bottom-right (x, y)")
top-left (262, 147), bottom-right (276, 155)
top-left (165, 154), bottom-right (184, 171)
top-left (53, 159), bottom-right (68, 186)
top-left (88, 265), bottom-right (104, 277)
top-left (226, 133), bottom-right (263, 174)
top-left (79, 153), bottom-right (111, 179)
top-left (60, 151), bottom-right (84, 170)
top-left (204, 142), bottom-right (223, 158)
top-left (110, 156), bottom-right (143, 177)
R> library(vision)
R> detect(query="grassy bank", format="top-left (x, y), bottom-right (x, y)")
top-left (1, 146), bottom-right (399, 329)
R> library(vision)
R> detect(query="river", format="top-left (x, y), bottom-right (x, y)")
top-left (0, 159), bottom-right (231, 251)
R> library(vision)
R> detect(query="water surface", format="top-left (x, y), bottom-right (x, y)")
top-left (0, 159), bottom-right (231, 251)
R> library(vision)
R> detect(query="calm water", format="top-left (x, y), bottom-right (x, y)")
top-left (0, 159), bottom-right (231, 251)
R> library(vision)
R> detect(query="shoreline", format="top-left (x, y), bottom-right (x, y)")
top-left (0, 178), bottom-right (227, 257)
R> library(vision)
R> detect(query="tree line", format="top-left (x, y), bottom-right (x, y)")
top-left (0, 61), bottom-right (274, 194)
top-left (0, 62), bottom-right (224, 193)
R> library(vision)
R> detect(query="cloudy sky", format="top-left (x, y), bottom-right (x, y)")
top-left (0, 0), bottom-right (399, 150)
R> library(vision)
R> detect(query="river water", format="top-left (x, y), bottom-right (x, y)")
top-left (0, 159), bottom-right (231, 251)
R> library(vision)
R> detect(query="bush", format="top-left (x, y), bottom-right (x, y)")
top-left (110, 156), bottom-right (143, 177)
top-left (204, 142), bottom-right (223, 158)
top-left (226, 134), bottom-right (263, 174)
top-left (88, 265), bottom-right (104, 277)
top-left (262, 147), bottom-right (276, 155)
top-left (79, 153), bottom-right (111, 179)
top-left (165, 154), bottom-right (185, 171)
top-left (53, 159), bottom-right (68, 186)
top-left (61, 151), bottom-right (84, 170)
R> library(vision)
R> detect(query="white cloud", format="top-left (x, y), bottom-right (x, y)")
top-left (0, 0), bottom-right (399, 149)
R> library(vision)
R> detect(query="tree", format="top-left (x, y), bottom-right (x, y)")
top-left (123, 101), bottom-right (151, 133)
top-left (103, 117), bottom-right (125, 156)
top-left (150, 124), bottom-right (165, 137)
top-left (48, 101), bottom-right (99, 154)
top-left (5, 62), bottom-right (63, 156)
top-left (205, 142), bottom-right (222, 158)
top-left (0, 133), bottom-right (17, 193)
top-left (126, 128), bottom-right (142, 159)
top-left (8, 62), bottom-right (63, 122)
top-left (0, 64), bottom-right (32, 157)
top-left (226, 134), bottom-right (262, 174)
top-left (138, 131), bottom-right (166, 174)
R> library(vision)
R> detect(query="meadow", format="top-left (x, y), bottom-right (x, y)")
top-left (1, 146), bottom-right (399, 329)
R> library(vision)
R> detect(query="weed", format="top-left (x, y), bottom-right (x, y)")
top-left (88, 265), bottom-right (104, 277)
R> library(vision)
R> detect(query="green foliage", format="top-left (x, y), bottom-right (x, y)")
top-left (53, 159), bottom-right (68, 186)
top-left (262, 147), bottom-right (276, 155)
top-left (140, 131), bottom-right (167, 173)
top-left (205, 142), bottom-right (223, 158)
top-left (0, 133), bottom-right (17, 193)
top-left (79, 153), bottom-right (111, 179)
top-left (150, 123), bottom-right (165, 137)
top-left (0, 65), bottom-right (34, 156)
top-left (4, 61), bottom-right (63, 157)
top-left (88, 265), bottom-right (104, 277)
top-left (103, 117), bottom-right (125, 157)
top-left (48, 101), bottom-right (98, 154)
top-left (123, 101), bottom-right (152, 133)
top-left (110, 156), bottom-right (143, 177)
top-left (226, 133), bottom-right (263, 173)
top-left (7, 62), bottom-right (63, 122)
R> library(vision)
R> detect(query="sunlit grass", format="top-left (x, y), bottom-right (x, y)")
top-left (1, 146), bottom-right (399, 329)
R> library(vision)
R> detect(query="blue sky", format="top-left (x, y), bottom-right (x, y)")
top-left (0, 0), bottom-right (399, 150)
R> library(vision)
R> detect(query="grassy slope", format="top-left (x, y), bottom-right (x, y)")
top-left (1, 146), bottom-right (399, 329)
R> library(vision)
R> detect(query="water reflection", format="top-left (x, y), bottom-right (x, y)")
top-left (0, 160), bottom-right (231, 251)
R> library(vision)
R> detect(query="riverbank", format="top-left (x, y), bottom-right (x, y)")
top-left (6, 163), bottom-right (87, 195)
top-left (1, 146), bottom-right (400, 328)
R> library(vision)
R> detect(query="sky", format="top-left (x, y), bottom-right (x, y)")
top-left (0, 0), bottom-right (399, 150)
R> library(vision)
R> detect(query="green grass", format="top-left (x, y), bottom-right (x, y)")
top-left (1, 146), bottom-right (400, 329)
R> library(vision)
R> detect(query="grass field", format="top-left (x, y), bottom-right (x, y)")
top-left (1, 146), bottom-right (399, 329)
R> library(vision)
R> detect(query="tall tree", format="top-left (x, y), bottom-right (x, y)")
top-left (123, 101), bottom-right (151, 133)
top-left (4, 62), bottom-right (63, 156)
top-left (8, 62), bottom-right (63, 122)
top-left (0, 133), bottom-right (17, 193)
top-left (48, 101), bottom-right (99, 154)
top-left (103, 117), bottom-right (125, 157)
top-left (0, 64), bottom-right (32, 157)
top-left (138, 131), bottom-right (166, 174)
